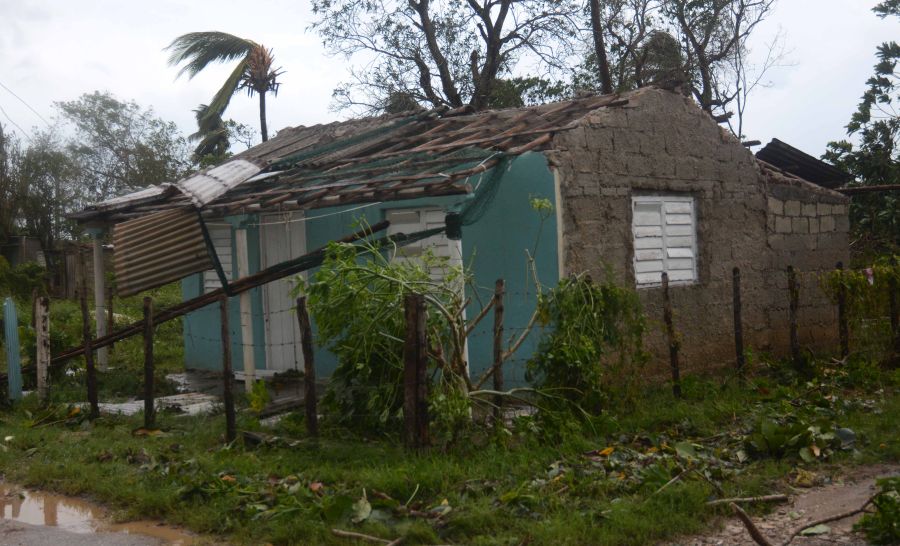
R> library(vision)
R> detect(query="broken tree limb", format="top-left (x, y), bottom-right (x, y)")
top-left (707, 494), bottom-right (788, 507)
top-left (780, 493), bottom-right (878, 546)
top-left (330, 528), bottom-right (400, 545)
top-left (731, 502), bottom-right (775, 546)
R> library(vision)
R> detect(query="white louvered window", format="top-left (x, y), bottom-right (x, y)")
top-left (203, 224), bottom-right (233, 293)
top-left (632, 195), bottom-right (697, 287)
top-left (386, 208), bottom-right (461, 281)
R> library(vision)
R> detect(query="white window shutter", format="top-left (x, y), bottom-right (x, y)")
top-left (632, 196), bottom-right (697, 286)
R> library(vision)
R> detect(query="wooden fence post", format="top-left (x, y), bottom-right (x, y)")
top-left (220, 296), bottom-right (236, 443)
top-left (3, 297), bottom-right (23, 401)
top-left (143, 297), bottom-right (155, 428)
top-left (661, 273), bottom-right (681, 398)
top-left (890, 257), bottom-right (899, 359)
top-left (107, 286), bottom-right (115, 352)
top-left (79, 289), bottom-right (99, 419)
top-left (403, 293), bottom-right (428, 449)
top-left (35, 296), bottom-right (50, 402)
top-left (787, 266), bottom-right (800, 368)
top-left (492, 279), bottom-right (505, 423)
top-left (732, 267), bottom-right (745, 373)
top-left (296, 297), bottom-right (318, 437)
top-left (836, 262), bottom-right (849, 359)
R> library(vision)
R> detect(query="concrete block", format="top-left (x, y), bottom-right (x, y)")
top-left (775, 216), bottom-right (791, 233)
top-left (820, 215), bottom-right (835, 232)
top-left (784, 200), bottom-right (802, 216)
top-left (836, 215), bottom-right (850, 233)
top-left (768, 197), bottom-right (784, 215)
top-left (792, 217), bottom-right (809, 234)
top-left (816, 202), bottom-right (832, 215)
top-left (809, 218), bottom-right (819, 234)
top-left (802, 203), bottom-right (816, 217)
top-left (832, 204), bottom-right (847, 215)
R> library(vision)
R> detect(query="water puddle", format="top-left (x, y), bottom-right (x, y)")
top-left (0, 484), bottom-right (196, 544)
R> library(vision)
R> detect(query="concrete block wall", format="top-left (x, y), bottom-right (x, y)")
top-left (763, 170), bottom-right (850, 355)
top-left (546, 87), bottom-right (850, 376)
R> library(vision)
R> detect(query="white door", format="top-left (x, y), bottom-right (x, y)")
top-left (260, 213), bottom-right (307, 371)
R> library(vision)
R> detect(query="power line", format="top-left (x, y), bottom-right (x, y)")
top-left (0, 103), bottom-right (31, 142)
top-left (0, 78), bottom-right (51, 128)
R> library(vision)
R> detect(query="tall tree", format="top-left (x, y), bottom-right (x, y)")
top-left (825, 1), bottom-right (899, 254)
top-left (662, 0), bottom-right (776, 117)
top-left (56, 91), bottom-right (192, 209)
top-left (166, 32), bottom-right (283, 141)
top-left (312, 0), bottom-right (579, 112)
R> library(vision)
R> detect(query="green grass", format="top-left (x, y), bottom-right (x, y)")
top-left (1, 358), bottom-right (898, 546)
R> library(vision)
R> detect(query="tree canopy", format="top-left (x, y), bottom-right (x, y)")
top-left (824, 1), bottom-right (899, 255)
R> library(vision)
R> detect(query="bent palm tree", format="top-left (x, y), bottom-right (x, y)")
top-left (166, 31), bottom-right (282, 141)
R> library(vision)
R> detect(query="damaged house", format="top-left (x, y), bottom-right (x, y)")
top-left (73, 87), bottom-right (850, 382)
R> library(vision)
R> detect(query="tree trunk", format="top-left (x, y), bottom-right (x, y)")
top-left (259, 92), bottom-right (268, 142)
top-left (589, 0), bottom-right (614, 94)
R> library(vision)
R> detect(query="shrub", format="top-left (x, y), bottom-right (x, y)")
top-left (526, 272), bottom-right (648, 415)
top-left (855, 477), bottom-right (900, 544)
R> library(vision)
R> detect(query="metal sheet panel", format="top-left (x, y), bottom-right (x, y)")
top-left (113, 208), bottom-right (214, 296)
top-left (177, 160), bottom-right (261, 207)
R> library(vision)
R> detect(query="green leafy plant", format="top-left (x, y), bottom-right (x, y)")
top-left (297, 238), bottom-right (471, 432)
top-left (855, 477), bottom-right (900, 544)
top-left (526, 272), bottom-right (648, 415)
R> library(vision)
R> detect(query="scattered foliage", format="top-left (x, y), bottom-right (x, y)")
top-left (855, 476), bottom-right (900, 544)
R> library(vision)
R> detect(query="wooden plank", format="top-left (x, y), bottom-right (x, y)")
top-left (403, 293), bottom-right (428, 449)
top-left (143, 297), bottom-right (155, 428)
top-left (80, 288), bottom-right (99, 419)
top-left (662, 273), bottom-right (681, 398)
top-left (492, 279), bottom-right (505, 424)
top-left (733, 267), bottom-right (744, 373)
top-left (220, 296), bottom-right (236, 443)
top-left (296, 297), bottom-right (319, 437)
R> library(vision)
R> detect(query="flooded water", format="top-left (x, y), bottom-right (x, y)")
top-left (0, 484), bottom-right (196, 544)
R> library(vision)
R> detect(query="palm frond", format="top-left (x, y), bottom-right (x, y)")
top-left (203, 59), bottom-right (250, 122)
top-left (165, 31), bottom-right (254, 80)
top-left (189, 104), bottom-right (224, 142)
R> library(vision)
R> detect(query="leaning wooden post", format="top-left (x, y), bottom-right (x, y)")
top-left (732, 267), bottom-right (745, 374)
top-left (661, 273), bottom-right (681, 398)
top-left (787, 266), bottom-right (800, 368)
top-left (296, 297), bottom-right (318, 437)
top-left (836, 262), bottom-right (849, 359)
top-left (3, 297), bottom-right (23, 401)
top-left (492, 279), bottom-right (505, 423)
top-left (142, 297), bottom-right (155, 428)
top-left (35, 296), bottom-right (50, 402)
top-left (403, 293), bottom-right (428, 449)
top-left (79, 289), bottom-right (99, 419)
top-left (219, 296), bottom-right (236, 443)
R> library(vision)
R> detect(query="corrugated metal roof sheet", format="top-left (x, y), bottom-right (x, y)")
top-left (113, 208), bottom-right (213, 296)
top-left (176, 159), bottom-right (261, 207)
top-left (756, 139), bottom-right (851, 189)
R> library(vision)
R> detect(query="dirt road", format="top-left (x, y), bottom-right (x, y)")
top-left (672, 464), bottom-right (899, 546)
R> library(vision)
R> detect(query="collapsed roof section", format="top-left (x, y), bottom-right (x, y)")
top-left (72, 93), bottom-right (630, 225)
top-left (756, 138), bottom-right (851, 190)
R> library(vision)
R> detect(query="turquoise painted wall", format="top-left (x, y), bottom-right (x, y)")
top-left (182, 217), bottom-right (266, 371)
top-left (182, 152), bottom-right (558, 385)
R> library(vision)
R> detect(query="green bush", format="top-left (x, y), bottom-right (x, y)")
top-left (855, 477), bottom-right (900, 544)
top-left (526, 272), bottom-right (648, 415)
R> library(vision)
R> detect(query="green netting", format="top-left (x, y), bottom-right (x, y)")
top-left (459, 155), bottom-right (511, 226)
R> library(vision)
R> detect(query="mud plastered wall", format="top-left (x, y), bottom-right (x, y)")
top-left (547, 87), bottom-right (849, 376)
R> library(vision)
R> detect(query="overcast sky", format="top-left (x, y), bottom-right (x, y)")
top-left (0, 0), bottom-right (897, 158)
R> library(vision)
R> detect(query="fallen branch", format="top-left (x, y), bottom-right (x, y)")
top-left (780, 493), bottom-right (877, 545)
top-left (331, 528), bottom-right (402, 545)
top-left (649, 468), bottom-right (690, 498)
top-left (708, 494), bottom-right (788, 507)
top-left (730, 502), bottom-right (775, 546)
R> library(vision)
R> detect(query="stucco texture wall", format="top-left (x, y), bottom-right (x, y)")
top-left (548, 87), bottom-right (850, 376)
